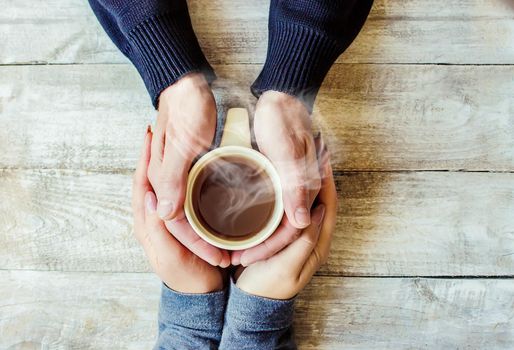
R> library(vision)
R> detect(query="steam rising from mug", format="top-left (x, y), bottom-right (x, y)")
top-left (192, 156), bottom-right (276, 240)
top-left (184, 107), bottom-right (329, 250)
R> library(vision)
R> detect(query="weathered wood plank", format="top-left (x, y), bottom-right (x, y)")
top-left (1, 169), bottom-right (513, 276)
top-left (1, 64), bottom-right (513, 171)
top-left (316, 64), bottom-right (514, 171)
top-left (1, 271), bottom-right (513, 349)
top-left (295, 277), bottom-right (514, 349)
top-left (1, 271), bottom-right (160, 349)
top-left (1, 0), bottom-right (514, 65)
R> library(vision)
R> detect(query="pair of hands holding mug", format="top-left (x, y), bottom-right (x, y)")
top-left (135, 72), bottom-right (337, 297)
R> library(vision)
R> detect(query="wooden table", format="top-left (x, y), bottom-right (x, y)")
top-left (1, 0), bottom-right (513, 348)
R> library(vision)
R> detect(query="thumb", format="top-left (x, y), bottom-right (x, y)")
top-left (277, 158), bottom-right (311, 229)
top-left (144, 191), bottom-right (180, 250)
top-left (155, 141), bottom-right (194, 220)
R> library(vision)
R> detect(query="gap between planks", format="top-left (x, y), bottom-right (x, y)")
top-left (0, 268), bottom-right (513, 279)
top-left (2, 167), bottom-right (514, 174)
top-left (1, 62), bottom-right (514, 67)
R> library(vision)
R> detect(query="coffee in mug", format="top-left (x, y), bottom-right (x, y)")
top-left (191, 155), bottom-right (276, 241)
top-left (185, 108), bottom-right (283, 250)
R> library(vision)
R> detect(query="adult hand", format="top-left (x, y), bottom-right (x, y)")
top-left (235, 147), bottom-right (337, 299)
top-left (232, 91), bottom-right (322, 265)
top-left (133, 129), bottom-right (224, 293)
top-left (148, 73), bottom-right (230, 268)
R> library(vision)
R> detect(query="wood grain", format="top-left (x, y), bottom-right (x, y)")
top-left (2, 271), bottom-right (513, 349)
top-left (2, 0), bottom-right (513, 346)
top-left (1, 169), bottom-right (513, 276)
top-left (1, 0), bottom-right (514, 65)
top-left (1, 271), bottom-right (160, 349)
top-left (1, 64), bottom-right (513, 171)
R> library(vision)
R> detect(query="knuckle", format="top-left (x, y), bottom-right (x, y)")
top-left (156, 172), bottom-right (181, 189)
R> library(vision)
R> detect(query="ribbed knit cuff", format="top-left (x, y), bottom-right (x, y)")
top-left (251, 21), bottom-right (342, 112)
top-left (128, 12), bottom-right (216, 108)
top-left (159, 283), bottom-right (227, 331)
top-left (225, 279), bottom-right (295, 331)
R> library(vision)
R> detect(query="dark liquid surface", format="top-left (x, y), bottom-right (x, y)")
top-left (192, 156), bottom-right (275, 240)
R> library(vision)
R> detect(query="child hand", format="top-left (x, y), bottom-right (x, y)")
top-left (132, 129), bottom-right (224, 294)
top-left (235, 145), bottom-right (337, 300)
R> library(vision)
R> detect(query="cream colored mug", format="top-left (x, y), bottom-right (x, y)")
top-left (184, 108), bottom-right (284, 250)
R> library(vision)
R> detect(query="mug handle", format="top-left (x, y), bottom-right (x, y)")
top-left (220, 108), bottom-right (252, 148)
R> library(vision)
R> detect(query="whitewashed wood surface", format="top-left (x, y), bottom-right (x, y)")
top-left (1, 271), bottom-right (513, 350)
top-left (1, 0), bottom-right (514, 348)
top-left (1, 169), bottom-right (513, 276)
top-left (1, 0), bottom-right (514, 64)
top-left (1, 64), bottom-right (513, 171)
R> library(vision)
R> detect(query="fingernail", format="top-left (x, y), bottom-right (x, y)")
top-left (295, 207), bottom-right (311, 227)
top-left (146, 125), bottom-right (152, 134)
top-left (313, 204), bottom-right (325, 226)
top-left (240, 253), bottom-right (252, 266)
top-left (232, 254), bottom-right (241, 266)
top-left (157, 200), bottom-right (173, 219)
top-left (145, 192), bottom-right (157, 213)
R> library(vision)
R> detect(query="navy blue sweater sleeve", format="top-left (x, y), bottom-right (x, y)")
top-left (251, 0), bottom-right (374, 110)
top-left (88, 0), bottom-right (215, 108)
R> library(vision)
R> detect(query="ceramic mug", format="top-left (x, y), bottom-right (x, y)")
top-left (184, 108), bottom-right (283, 250)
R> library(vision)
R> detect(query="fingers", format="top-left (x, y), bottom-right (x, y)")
top-left (165, 218), bottom-right (231, 268)
top-left (150, 107), bottom-right (215, 221)
top-left (132, 127), bottom-right (152, 226)
top-left (315, 134), bottom-right (331, 181)
top-left (299, 155), bottom-right (337, 282)
top-left (315, 156), bottom-right (338, 259)
top-left (282, 159), bottom-right (311, 228)
top-left (305, 136), bottom-right (322, 206)
top-left (150, 120), bottom-right (165, 163)
top-left (273, 205), bottom-right (325, 273)
top-left (233, 216), bottom-right (300, 266)
top-left (155, 135), bottom-right (194, 220)
top-left (230, 250), bottom-right (243, 266)
top-left (273, 136), bottom-right (321, 230)
top-left (136, 191), bottom-right (191, 266)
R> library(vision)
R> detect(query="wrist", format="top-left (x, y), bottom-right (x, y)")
top-left (254, 91), bottom-right (312, 140)
top-left (236, 282), bottom-right (295, 300)
top-left (164, 281), bottom-right (224, 295)
top-left (157, 72), bottom-right (216, 118)
top-left (235, 269), bottom-right (296, 300)
top-left (163, 272), bottom-right (224, 295)
top-left (160, 72), bottom-right (211, 100)
top-left (257, 90), bottom-right (308, 112)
